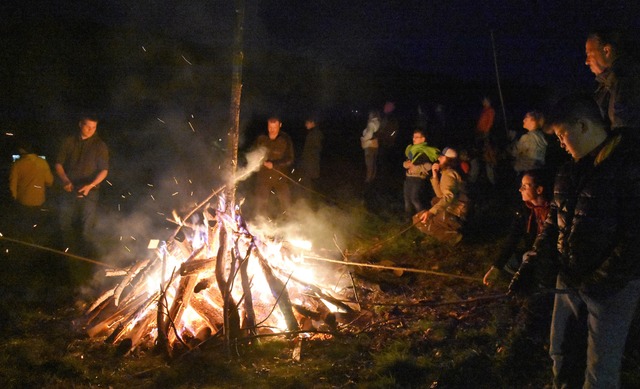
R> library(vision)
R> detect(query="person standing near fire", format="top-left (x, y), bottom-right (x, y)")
top-left (9, 142), bottom-right (54, 239)
top-left (55, 115), bottom-right (109, 270)
top-left (475, 96), bottom-right (495, 139)
top-left (360, 109), bottom-right (380, 184)
top-left (298, 114), bottom-right (323, 193)
top-left (253, 115), bottom-right (294, 218)
top-left (475, 97), bottom-right (497, 185)
top-left (585, 29), bottom-right (640, 131)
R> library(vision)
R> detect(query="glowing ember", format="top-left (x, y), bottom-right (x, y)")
top-left (86, 198), bottom-right (358, 356)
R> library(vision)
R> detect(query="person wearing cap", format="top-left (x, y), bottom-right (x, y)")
top-left (414, 147), bottom-right (469, 244)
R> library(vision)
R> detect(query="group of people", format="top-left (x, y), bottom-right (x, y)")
top-left (357, 28), bottom-right (640, 388)
top-left (7, 27), bottom-right (640, 388)
top-left (492, 29), bottom-right (640, 389)
top-left (9, 115), bottom-right (109, 284)
top-left (248, 114), bottom-right (324, 219)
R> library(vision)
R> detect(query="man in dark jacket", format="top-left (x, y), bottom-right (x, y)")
top-left (585, 29), bottom-right (640, 130)
top-left (299, 115), bottom-right (323, 192)
top-left (55, 115), bottom-right (109, 258)
top-left (253, 116), bottom-right (294, 218)
top-left (509, 95), bottom-right (640, 388)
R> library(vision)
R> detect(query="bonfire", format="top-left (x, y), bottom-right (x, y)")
top-left (84, 190), bottom-right (360, 358)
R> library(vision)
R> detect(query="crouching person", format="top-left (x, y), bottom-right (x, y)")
top-left (414, 147), bottom-right (469, 244)
top-left (509, 94), bottom-right (640, 389)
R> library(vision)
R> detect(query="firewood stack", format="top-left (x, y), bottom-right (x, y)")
top-left (85, 200), bottom-right (359, 357)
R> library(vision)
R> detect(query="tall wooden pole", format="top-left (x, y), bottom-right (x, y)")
top-left (225, 0), bottom-right (245, 211)
top-left (490, 29), bottom-right (509, 138)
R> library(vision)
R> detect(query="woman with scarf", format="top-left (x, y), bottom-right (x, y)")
top-left (483, 169), bottom-right (555, 346)
top-left (483, 169), bottom-right (552, 286)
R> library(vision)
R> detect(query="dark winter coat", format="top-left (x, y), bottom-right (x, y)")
top-left (493, 201), bottom-right (549, 269)
top-left (255, 131), bottom-right (295, 172)
top-left (594, 55), bottom-right (640, 129)
top-left (533, 134), bottom-right (640, 293)
top-left (300, 126), bottom-right (323, 179)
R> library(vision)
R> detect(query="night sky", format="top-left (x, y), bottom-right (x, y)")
top-left (1, 0), bottom-right (640, 198)
top-left (2, 1), bottom-right (639, 118)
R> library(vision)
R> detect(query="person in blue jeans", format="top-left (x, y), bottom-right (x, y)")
top-left (509, 94), bottom-right (640, 388)
top-left (55, 115), bottom-right (109, 269)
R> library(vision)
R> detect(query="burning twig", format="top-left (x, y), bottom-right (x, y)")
top-left (86, 195), bottom-right (358, 357)
top-left (114, 258), bottom-right (151, 306)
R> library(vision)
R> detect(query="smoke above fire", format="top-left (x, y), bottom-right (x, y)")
top-left (233, 146), bottom-right (267, 184)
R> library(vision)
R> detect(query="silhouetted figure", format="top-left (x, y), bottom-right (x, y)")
top-left (475, 97), bottom-right (495, 140)
top-left (376, 101), bottom-right (400, 181)
top-left (299, 115), bottom-right (324, 193)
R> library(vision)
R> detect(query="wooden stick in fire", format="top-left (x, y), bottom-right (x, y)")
top-left (252, 244), bottom-right (300, 332)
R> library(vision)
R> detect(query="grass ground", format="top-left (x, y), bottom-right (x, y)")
top-left (1, 165), bottom-right (640, 389)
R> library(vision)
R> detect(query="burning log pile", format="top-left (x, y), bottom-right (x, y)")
top-left (85, 196), bottom-right (360, 357)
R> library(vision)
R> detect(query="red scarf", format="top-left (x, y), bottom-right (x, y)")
top-left (525, 200), bottom-right (550, 234)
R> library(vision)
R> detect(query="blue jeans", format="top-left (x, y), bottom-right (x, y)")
top-left (58, 189), bottom-right (99, 256)
top-left (550, 275), bottom-right (640, 388)
top-left (403, 176), bottom-right (426, 215)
